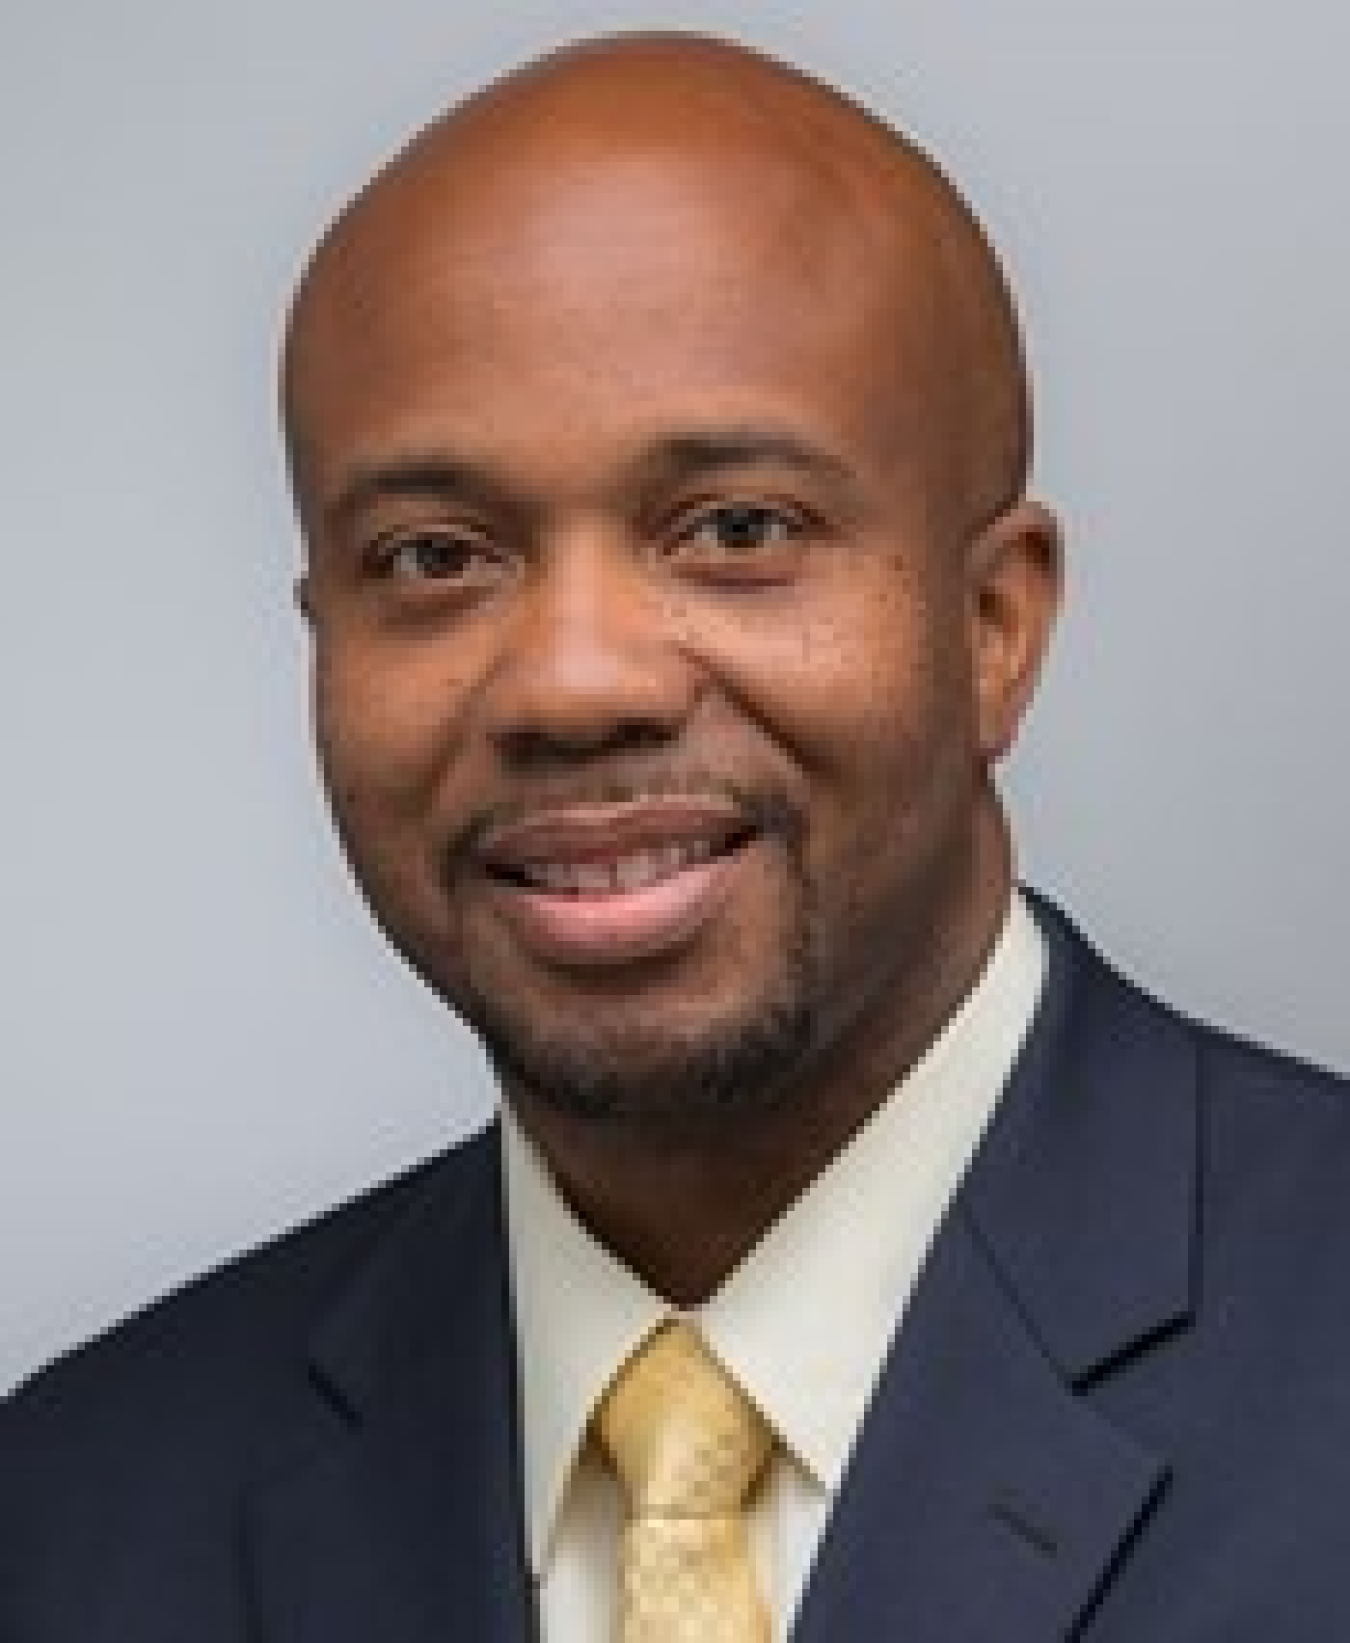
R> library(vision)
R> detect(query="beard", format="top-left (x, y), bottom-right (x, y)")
top-left (455, 851), bottom-right (820, 1136)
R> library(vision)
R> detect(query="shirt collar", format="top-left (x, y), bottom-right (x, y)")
top-left (501, 1105), bottom-right (666, 1572)
top-left (502, 889), bottom-right (1047, 1572)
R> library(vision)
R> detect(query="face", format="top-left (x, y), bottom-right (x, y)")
top-left (291, 143), bottom-right (1024, 1131)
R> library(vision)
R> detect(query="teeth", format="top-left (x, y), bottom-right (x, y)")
top-left (613, 852), bottom-right (657, 891)
top-left (515, 839), bottom-right (722, 894)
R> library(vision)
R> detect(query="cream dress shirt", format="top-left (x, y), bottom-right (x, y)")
top-left (501, 889), bottom-right (1047, 1642)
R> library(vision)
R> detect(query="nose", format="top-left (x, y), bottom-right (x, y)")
top-left (481, 527), bottom-right (700, 768)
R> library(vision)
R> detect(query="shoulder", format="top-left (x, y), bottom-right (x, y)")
top-left (0, 1123), bottom-right (499, 1635)
top-left (1032, 887), bottom-right (1349, 1111)
top-left (1, 1126), bottom-right (501, 1433)
top-left (1186, 1018), bottom-right (1350, 1270)
top-left (1037, 888), bottom-right (1350, 1239)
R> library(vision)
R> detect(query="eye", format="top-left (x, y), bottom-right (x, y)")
top-left (368, 529), bottom-right (504, 587)
top-left (668, 502), bottom-right (808, 577)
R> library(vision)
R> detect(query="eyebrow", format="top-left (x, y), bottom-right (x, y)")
top-left (633, 429), bottom-right (858, 492)
top-left (323, 455), bottom-right (518, 540)
top-left (321, 426), bottom-right (859, 539)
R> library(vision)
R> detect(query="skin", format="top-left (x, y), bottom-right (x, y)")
top-left (283, 34), bottom-right (1062, 1303)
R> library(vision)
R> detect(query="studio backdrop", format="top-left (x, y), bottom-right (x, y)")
top-left (2, 0), bottom-right (1346, 1394)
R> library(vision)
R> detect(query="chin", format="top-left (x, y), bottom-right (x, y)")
top-left (462, 965), bottom-right (816, 1130)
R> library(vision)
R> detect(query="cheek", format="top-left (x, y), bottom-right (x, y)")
top-left (313, 633), bottom-right (474, 821)
top-left (310, 638), bottom-right (486, 945)
top-left (727, 574), bottom-right (980, 897)
top-left (696, 569), bottom-right (962, 784)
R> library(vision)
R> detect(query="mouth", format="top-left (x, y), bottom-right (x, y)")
top-left (473, 798), bottom-right (762, 968)
top-left (485, 831), bottom-right (755, 894)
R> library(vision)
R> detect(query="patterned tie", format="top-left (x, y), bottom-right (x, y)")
top-left (593, 1320), bottom-right (773, 1643)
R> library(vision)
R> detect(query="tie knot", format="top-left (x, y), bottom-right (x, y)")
top-left (594, 1322), bottom-right (772, 1516)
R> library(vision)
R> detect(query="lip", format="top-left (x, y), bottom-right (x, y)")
top-left (476, 796), bottom-right (751, 868)
top-left (485, 851), bottom-right (747, 969)
top-left (474, 798), bottom-right (757, 970)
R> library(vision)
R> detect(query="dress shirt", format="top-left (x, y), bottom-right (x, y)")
top-left (501, 888), bottom-right (1047, 1642)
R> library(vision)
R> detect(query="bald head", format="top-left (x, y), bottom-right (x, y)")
top-left (284, 32), bottom-right (1063, 1237)
top-left (282, 32), bottom-right (1031, 537)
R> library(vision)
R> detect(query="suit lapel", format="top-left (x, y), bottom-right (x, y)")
top-left (239, 902), bottom-right (1196, 1643)
top-left (794, 899), bottom-right (1198, 1642)
top-left (243, 1127), bottom-right (536, 1643)
top-left (791, 1215), bottom-right (1166, 1642)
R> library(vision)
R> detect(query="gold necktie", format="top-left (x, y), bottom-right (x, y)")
top-left (594, 1320), bottom-right (773, 1643)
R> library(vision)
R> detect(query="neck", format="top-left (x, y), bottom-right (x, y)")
top-left (511, 802), bottom-right (1013, 1304)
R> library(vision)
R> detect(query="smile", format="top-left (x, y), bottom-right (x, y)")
top-left (494, 837), bottom-right (729, 896)
top-left (475, 799), bottom-right (759, 967)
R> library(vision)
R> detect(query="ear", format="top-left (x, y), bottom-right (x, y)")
top-left (967, 498), bottom-right (1062, 762)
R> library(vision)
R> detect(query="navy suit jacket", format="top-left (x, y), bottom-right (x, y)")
top-left (6, 897), bottom-right (1350, 1640)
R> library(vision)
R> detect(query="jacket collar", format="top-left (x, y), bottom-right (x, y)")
top-left (242, 897), bottom-right (1197, 1642)
top-left (965, 890), bottom-right (1197, 1385)
top-left (793, 895), bottom-right (1197, 1640)
top-left (243, 1127), bottom-right (536, 1643)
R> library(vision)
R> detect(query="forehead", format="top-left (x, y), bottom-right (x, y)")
top-left (287, 134), bottom-right (950, 507)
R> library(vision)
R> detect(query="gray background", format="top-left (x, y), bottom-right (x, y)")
top-left (2, 0), bottom-right (1346, 1396)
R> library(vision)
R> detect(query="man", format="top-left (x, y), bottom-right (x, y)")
top-left (4, 30), bottom-right (1350, 1642)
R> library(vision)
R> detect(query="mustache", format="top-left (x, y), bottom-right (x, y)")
top-left (448, 774), bottom-right (805, 868)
